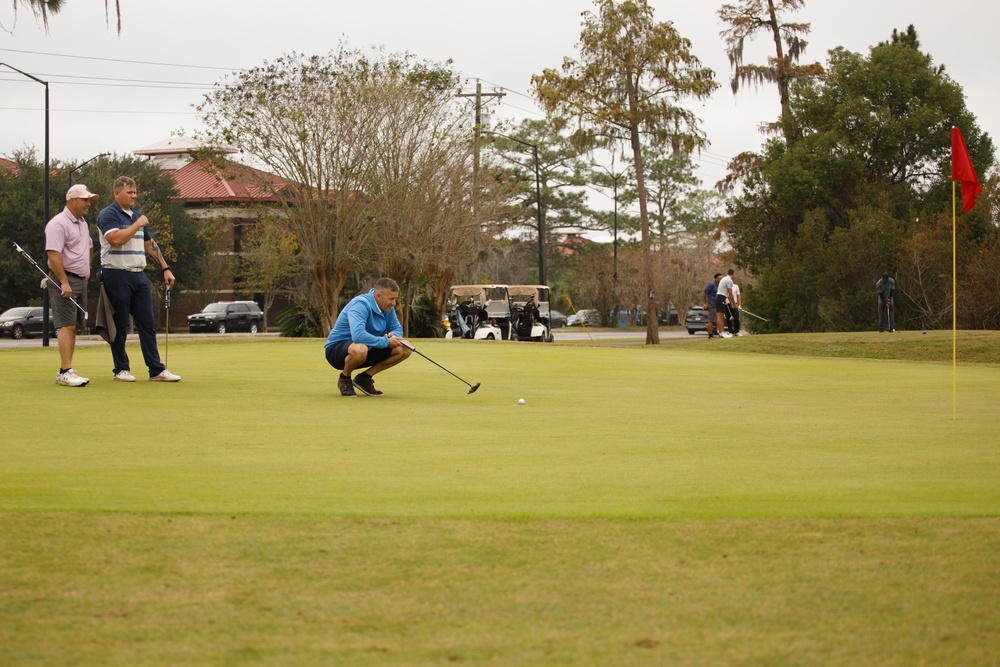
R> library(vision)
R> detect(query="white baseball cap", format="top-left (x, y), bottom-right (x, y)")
top-left (66, 184), bottom-right (99, 201)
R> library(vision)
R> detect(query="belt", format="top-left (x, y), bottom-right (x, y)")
top-left (51, 271), bottom-right (87, 280)
top-left (103, 266), bottom-right (145, 273)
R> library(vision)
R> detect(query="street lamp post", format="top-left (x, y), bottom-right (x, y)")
top-left (69, 153), bottom-right (110, 189)
top-left (485, 131), bottom-right (545, 285)
top-left (1, 63), bottom-right (51, 346)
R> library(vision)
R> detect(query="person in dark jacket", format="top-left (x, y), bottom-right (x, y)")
top-left (876, 272), bottom-right (895, 333)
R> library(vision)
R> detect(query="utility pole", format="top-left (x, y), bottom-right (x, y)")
top-left (457, 80), bottom-right (505, 179)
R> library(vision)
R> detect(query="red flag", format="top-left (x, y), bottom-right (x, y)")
top-left (951, 126), bottom-right (982, 214)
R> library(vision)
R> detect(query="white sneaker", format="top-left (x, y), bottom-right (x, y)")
top-left (150, 369), bottom-right (181, 382)
top-left (114, 370), bottom-right (137, 382)
top-left (56, 369), bottom-right (89, 387)
top-left (720, 332), bottom-right (734, 338)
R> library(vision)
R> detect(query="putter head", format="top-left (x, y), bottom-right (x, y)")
top-left (467, 382), bottom-right (481, 395)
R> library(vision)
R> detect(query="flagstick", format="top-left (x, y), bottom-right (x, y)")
top-left (952, 180), bottom-right (957, 421)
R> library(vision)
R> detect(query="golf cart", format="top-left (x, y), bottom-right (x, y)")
top-left (508, 284), bottom-right (554, 342)
top-left (444, 284), bottom-right (512, 340)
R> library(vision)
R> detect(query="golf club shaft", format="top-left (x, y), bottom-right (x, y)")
top-left (164, 287), bottom-right (170, 367)
top-left (739, 306), bottom-right (769, 322)
top-left (401, 340), bottom-right (474, 389)
top-left (12, 241), bottom-right (89, 318)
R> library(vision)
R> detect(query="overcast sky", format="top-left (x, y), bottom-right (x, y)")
top-left (2, 0), bottom-right (997, 196)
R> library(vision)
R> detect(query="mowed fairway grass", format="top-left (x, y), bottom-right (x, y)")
top-left (2, 332), bottom-right (998, 666)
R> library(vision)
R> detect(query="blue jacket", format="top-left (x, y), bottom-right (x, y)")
top-left (324, 289), bottom-right (403, 350)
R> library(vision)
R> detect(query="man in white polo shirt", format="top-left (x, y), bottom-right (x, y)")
top-left (45, 184), bottom-right (97, 386)
top-left (715, 269), bottom-right (735, 339)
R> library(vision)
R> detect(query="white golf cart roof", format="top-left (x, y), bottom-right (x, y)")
top-left (450, 284), bottom-right (508, 299)
top-left (507, 285), bottom-right (549, 300)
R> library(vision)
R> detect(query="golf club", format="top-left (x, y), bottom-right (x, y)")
top-left (12, 241), bottom-right (89, 318)
top-left (164, 286), bottom-right (171, 367)
top-left (400, 339), bottom-right (480, 394)
top-left (739, 306), bottom-right (769, 322)
top-left (886, 301), bottom-right (893, 332)
top-left (725, 301), bottom-right (737, 334)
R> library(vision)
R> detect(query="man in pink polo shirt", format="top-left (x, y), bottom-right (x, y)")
top-left (45, 184), bottom-right (97, 387)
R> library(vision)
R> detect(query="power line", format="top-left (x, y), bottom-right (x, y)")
top-left (498, 101), bottom-right (546, 119)
top-left (0, 77), bottom-right (213, 91)
top-left (4, 71), bottom-right (216, 86)
top-left (0, 47), bottom-right (244, 72)
top-left (478, 79), bottom-right (536, 102)
top-left (0, 106), bottom-right (196, 116)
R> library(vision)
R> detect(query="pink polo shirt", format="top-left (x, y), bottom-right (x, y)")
top-left (45, 206), bottom-right (93, 276)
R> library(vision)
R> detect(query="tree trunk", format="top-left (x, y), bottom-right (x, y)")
top-left (626, 78), bottom-right (659, 345)
top-left (311, 260), bottom-right (345, 334)
top-left (766, 0), bottom-right (793, 144)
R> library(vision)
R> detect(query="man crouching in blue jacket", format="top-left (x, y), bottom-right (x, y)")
top-left (324, 277), bottom-right (412, 397)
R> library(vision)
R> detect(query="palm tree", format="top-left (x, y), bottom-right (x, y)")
top-left (14, 0), bottom-right (122, 34)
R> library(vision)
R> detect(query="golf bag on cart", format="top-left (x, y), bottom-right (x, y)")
top-left (512, 298), bottom-right (541, 340)
top-left (448, 298), bottom-right (487, 339)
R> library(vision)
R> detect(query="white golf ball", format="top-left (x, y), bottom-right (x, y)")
top-left (518, 398), bottom-right (525, 405)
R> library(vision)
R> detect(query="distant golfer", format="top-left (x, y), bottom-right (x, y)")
top-left (728, 273), bottom-right (742, 335)
top-left (703, 273), bottom-right (721, 339)
top-left (324, 277), bottom-right (412, 397)
top-left (876, 272), bottom-right (895, 333)
top-left (715, 270), bottom-right (735, 339)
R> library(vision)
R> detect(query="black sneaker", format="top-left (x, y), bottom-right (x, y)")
top-left (338, 374), bottom-right (357, 397)
top-left (353, 373), bottom-right (383, 396)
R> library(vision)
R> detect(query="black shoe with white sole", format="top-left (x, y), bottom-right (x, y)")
top-left (338, 374), bottom-right (357, 397)
top-left (353, 372), bottom-right (383, 396)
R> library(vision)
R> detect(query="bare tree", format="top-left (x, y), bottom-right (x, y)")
top-left (199, 47), bottom-right (464, 332)
top-left (236, 216), bottom-right (301, 331)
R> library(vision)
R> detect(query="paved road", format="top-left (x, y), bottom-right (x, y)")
top-left (0, 329), bottom-right (707, 349)
top-left (0, 332), bottom-right (279, 349)
top-left (551, 327), bottom-right (701, 342)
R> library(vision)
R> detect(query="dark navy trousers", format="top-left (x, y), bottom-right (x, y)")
top-left (101, 268), bottom-right (165, 377)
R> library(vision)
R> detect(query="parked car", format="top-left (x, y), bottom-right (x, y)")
top-left (684, 306), bottom-right (710, 335)
top-left (187, 301), bottom-right (264, 334)
top-left (549, 310), bottom-right (568, 328)
top-left (658, 305), bottom-right (679, 326)
top-left (567, 309), bottom-right (601, 327)
top-left (0, 306), bottom-right (57, 340)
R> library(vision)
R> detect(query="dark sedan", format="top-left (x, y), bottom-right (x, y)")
top-left (0, 306), bottom-right (57, 340)
top-left (549, 310), bottom-right (568, 328)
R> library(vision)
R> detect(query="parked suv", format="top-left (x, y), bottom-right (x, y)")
top-left (684, 306), bottom-right (710, 335)
top-left (187, 301), bottom-right (263, 334)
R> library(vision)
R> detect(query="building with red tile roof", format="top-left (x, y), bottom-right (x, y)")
top-left (133, 138), bottom-right (293, 321)
top-left (133, 137), bottom-right (287, 207)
